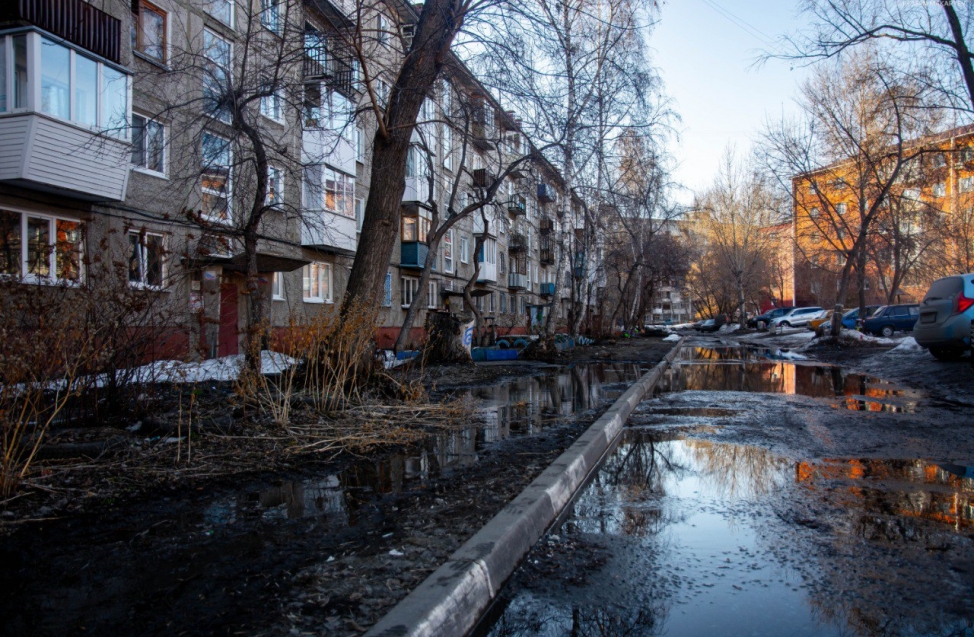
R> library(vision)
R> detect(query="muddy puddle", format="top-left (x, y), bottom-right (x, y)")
top-left (654, 346), bottom-right (922, 413)
top-left (486, 346), bottom-right (973, 637)
top-left (211, 363), bottom-right (647, 526)
top-left (487, 431), bottom-right (974, 637)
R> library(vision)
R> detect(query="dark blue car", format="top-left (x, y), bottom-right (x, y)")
top-left (862, 304), bottom-right (920, 337)
top-left (841, 305), bottom-right (882, 329)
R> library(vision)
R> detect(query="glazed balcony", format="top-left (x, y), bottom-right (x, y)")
top-left (539, 282), bottom-right (555, 296)
top-left (400, 241), bottom-right (429, 269)
top-left (508, 272), bottom-right (528, 290)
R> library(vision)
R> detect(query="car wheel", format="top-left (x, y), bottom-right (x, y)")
top-left (781, 321), bottom-right (791, 328)
top-left (930, 347), bottom-right (965, 361)
top-left (880, 325), bottom-right (894, 338)
top-left (757, 320), bottom-right (766, 330)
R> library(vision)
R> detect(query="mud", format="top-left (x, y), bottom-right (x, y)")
top-left (487, 335), bottom-right (974, 637)
top-left (0, 339), bottom-right (672, 637)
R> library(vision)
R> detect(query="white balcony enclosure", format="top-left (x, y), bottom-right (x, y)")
top-left (403, 175), bottom-right (430, 205)
top-left (477, 261), bottom-right (497, 283)
top-left (302, 210), bottom-right (357, 254)
top-left (0, 29), bottom-right (131, 201)
top-left (0, 112), bottom-right (129, 200)
top-left (302, 128), bottom-right (355, 175)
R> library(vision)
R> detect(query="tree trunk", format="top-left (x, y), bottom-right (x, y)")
top-left (943, 2), bottom-right (974, 111)
top-left (343, 0), bottom-right (465, 312)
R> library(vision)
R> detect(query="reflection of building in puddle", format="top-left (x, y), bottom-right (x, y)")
top-left (254, 476), bottom-right (348, 523)
top-left (796, 458), bottom-right (974, 531)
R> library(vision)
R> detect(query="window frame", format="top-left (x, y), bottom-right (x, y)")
top-left (205, 0), bottom-right (235, 28)
top-left (460, 235), bottom-right (470, 264)
top-left (0, 208), bottom-right (84, 285)
top-left (272, 271), bottom-right (284, 300)
top-left (260, 84), bottom-right (284, 123)
top-left (427, 280), bottom-right (438, 309)
top-left (201, 131), bottom-right (232, 223)
top-left (442, 229), bottom-right (454, 273)
top-left (127, 229), bottom-right (166, 289)
top-left (266, 165), bottom-right (283, 207)
top-left (383, 271), bottom-right (392, 307)
top-left (132, 0), bottom-right (168, 64)
top-left (302, 262), bottom-right (332, 303)
top-left (131, 111), bottom-right (166, 176)
top-left (401, 275), bottom-right (418, 307)
top-left (260, 0), bottom-right (283, 35)
top-left (202, 28), bottom-right (232, 123)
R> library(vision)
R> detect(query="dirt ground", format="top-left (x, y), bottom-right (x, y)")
top-left (0, 337), bottom-right (674, 637)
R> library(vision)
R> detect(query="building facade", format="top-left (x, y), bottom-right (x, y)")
top-left (0, 0), bottom-right (583, 359)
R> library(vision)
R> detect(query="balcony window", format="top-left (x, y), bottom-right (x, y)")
top-left (203, 29), bottom-right (231, 122)
top-left (401, 215), bottom-right (430, 242)
top-left (201, 132), bottom-right (232, 222)
top-left (304, 165), bottom-right (354, 217)
top-left (127, 231), bottom-right (165, 288)
top-left (442, 230), bottom-right (454, 273)
top-left (266, 166), bottom-right (283, 206)
top-left (0, 210), bottom-right (82, 283)
top-left (132, 113), bottom-right (165, 174)
top-left (3, 35), bottom-right (129, 135)
top-left (132, 0), bottom-right (166, 62)
top-left (303, 262), bottom-right (332, 303)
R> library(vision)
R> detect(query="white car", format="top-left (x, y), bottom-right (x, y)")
top-left (768, 306), bottom-right (825, 329)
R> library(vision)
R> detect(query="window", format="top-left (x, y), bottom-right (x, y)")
top-left (132, 0), bottom-right (167, 63)
top-left (961, 147), bottom-right (974, 164)
top-left (933, 182), bottom-right (947, 197)
top-left (261, 0), bottom-right (282, 34)
top-left (127, 231), bottom-right (164, 288)
top-left (401, 276), bottom-right (418, 306)
top-left (260, 85), bottom-right (283, 122)
top-left (303, 165), bottom-right (354, 217)
top-left (835, 203), bottom-right (847, 215)
top-left (809, 207), bottom-right (819, 217)
top-left (302, 262), bottom-right (332, 302)
top-left (961, 176), bottom-right (974, 193)
top-left (933, 152), bottom-right (946, 168)
top-left (266, 166), bottom-right (283, 206)
top-left (131, 113), bottom-right (165, 174)
top-left (201, 132), bottom-right (231, 222)
top-left (356, 126), bottom-right (365, 162)
top-left (0, 210), bottom-right (82, 283)
top-left (442, 230), bottom-right (454, 273)
top-left (442, 124), bottom-right (453, 171)
top-left (272, 272), bottom-right (284, 300)
top-left (203, 29), bottom-right (231, 122)
top-left (460, 235), bottom-right (470, 263)
top-left (205, 0), bottom-right (234, 27)
top-left (500, 292), bottom-right (507, 314)
top-left (376, 79), bottom-right (389, 108)
top-left (1, 34), bottom-right (128, 133)
top-left (376, 13), bottom-right (389, 45)
top-left (383, 271), bottom-right (392, 307)
top-left (427, 280), bottom-right (438, 308)
top-left (401, 215), bottom-right (430, 242)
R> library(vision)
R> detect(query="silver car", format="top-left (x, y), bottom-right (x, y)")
top-left (913, 274), bottom-right (974, 360)
top-left (768, 306), bottom-right (825, 329)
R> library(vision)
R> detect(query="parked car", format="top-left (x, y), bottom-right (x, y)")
top-left (747, 307), bottom-right (789, 330)
top-left (841, 305), bottom-right (882, 330)
top-left (913, 273), bottom-right (974, 360)
top-left (695, 319), bottom-right (716, 332)
top-left (808, 310), bottom-right (834, 333)
top-left (768, 306), bottom-right (825, 329)
top-left (862, 304), bottom-right (920, 337)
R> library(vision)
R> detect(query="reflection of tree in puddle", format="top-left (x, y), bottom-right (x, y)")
top-left (489, 601), bottom-right (664, 637)
top-left (684, 439), bottom-right (791, 499)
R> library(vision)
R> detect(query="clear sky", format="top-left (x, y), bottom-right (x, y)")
top-left (649, 0), bottom-right (810, 205)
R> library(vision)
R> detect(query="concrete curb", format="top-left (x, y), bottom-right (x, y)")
top-left (365, 339), bottom-right (685, 637)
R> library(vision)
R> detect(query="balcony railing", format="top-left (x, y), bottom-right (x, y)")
top-left (303, 29), bottom-right (355, 95)
top-left (507, 196), bottom-right (526, 217)
top-left (539, 248), bottom-right (555, 265)
top-left (539, 216), bottom-right (554, 234)
top-left (472, 168), bottom-right (492, 188)
top-left (2, 0), bottom-right (121, 63)
top-left (508, 273), bottom-right (528, 290)
top-left (508, 233), bottom-right (527, 252)
top-left (537, 183), bottom-right (555, 203)
top-left (540, 282), bottom-right (556, 296)
top-left (400, 241), bottom-right (429, 269)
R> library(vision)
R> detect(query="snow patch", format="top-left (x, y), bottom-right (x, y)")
top-left (663, 334), bottom-right (682, 342)
top-left (127, 351), bottom-right (299, 384)
top-left (887, 336), bottom-right (926, 354)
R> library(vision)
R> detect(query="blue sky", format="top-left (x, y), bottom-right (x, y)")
top-left (650, 0), bottom-right (810, 204)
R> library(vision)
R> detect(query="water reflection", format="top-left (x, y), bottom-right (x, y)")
top-left (489, 597), bottom-right (664, 637)
top-left (490, 435), bottom-right (974, 637)
top-left (206, 363), bottom-right (646, 529)
top-left (658, 348), bottom-right (921, 412)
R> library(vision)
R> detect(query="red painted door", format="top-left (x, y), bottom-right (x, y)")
top-left (218, 283), bottom-right (239, 357)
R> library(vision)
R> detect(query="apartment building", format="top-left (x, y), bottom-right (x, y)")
top-left (0, 0), bottom-right (575, 358)
top-left (792, 124), bottom-right (974, 308)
